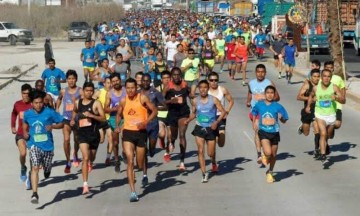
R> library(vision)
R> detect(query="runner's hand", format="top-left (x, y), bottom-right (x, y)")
top-left (11, 127), bottom-right (17, 134)
top-left (136, 121), bottom-right (147, 130)
top-left (46, 125), bottom-right (52, 132)
top-left (253, 121), bottom-right (259, 131)
top-left (70, 120), bottom-right (75, 126)
top-left (114, 126), bottom-right (121, 134)
top-left (210, 121), bottom-right (218, 130)
top-left (305, 106), bottom-right (311, 114)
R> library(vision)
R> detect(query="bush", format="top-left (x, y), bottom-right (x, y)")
top-left (0, 4), bottom-right (125, 37)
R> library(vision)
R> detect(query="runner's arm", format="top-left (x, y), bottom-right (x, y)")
top-left (90, 101), bottom-right (106, 122)
top-left (213, 97), bottom-right (226, 123)
top-left (23, 121), bottom-right (29, 140)
top-left (296, 80), bottom-right (310, 101)
top-left (333, 85), bottom-right (346, 104)
top-left (115, 98), bottom-right (125, 131)
top-left (142, 94), bottom-right (158, 123)
top-left (46, 94), bottom-right (55, 109)
top-left (223, 86), bottom-right (234, 114)
top-left (55, 89), bottom-right (64, 112)
top-left (185, 98), bottom-right (197, 124)
top-left (246, 86), bottom-right (252, 107)
top-left (271, 81), bottom-right (280, 101)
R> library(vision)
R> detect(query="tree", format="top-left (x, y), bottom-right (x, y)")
top-left (327, 0), bottom-right (345, 79)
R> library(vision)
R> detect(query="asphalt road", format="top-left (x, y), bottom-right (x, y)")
top-left (0, 40), bottom-right (359, 216)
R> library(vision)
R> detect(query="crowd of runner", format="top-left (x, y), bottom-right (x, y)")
top-left (10, 10), bottom-right (346, 204)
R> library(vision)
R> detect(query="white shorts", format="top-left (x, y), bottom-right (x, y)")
top-left (315, 113), bottom-right (336, 126)
top-left (47, 92), bottom-right (59, 105)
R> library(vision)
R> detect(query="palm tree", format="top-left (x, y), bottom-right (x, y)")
top-left (327, 0), bottom-right (345, 79)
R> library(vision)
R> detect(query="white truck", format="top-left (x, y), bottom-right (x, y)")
top-left (0, 21), bottom-right (33, 45)
top-left (151, 0), bottom-right (164, 10)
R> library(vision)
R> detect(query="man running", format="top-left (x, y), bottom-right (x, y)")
top-left (163, 67), bottom-right (191, 170)
top-left (305, 69), bottom-right (345, 167)
top-left (41, 58), bottom-right (66, 104)
top-left (207, 72), bottom-right (234, 171)
top-left (56, 70), bottom-right (83, 173)
top-left (104, 73), bottom-right (127, 172)
top-left (282, 39), bottom-right (298, 84)
top-left (23, 90), bottom-right (64, 203)
top-left (11, 84), bottom-right (33, 183)
top-left (114, 78), bottom-right (157, 202)
top-left (185, 80), bottom-right (226, 183)
top-left (181, 48), bottom-right (200, 99)
top-left (233, 36), bottom-right (249, 86)
top-left (71, 82), bottom-right (106, 194)
top-left (80, 40), bottom-right (96, 82)
top-left (246, 64), bottom-right (280, 164)
top-left (269, 33), bottom-right (286, 79)
top-left (34, 80), bottom-right (54, 108)
top-left (215, 33), bottom-right (226, 72)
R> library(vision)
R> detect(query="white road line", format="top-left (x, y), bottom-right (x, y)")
top-left (243, 130), bottom-right (254, 145)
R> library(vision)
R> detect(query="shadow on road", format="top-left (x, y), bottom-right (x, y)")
top-left (329, 142), bottom-right (356, 152)
top-left (323, 154), bottom-right (357, 169)
top-left (216, 157), bottom-right (251, 175)
top-left (39, 173), bottom-right (79, 187)
top-left (85, 178), bottom-right (128, 199)
top-left (277, 152), bottom-right (296, 161)
top-left (274, 169), bottom-right (303, 182)
top-left (36, 187), bottom-right (83, 210)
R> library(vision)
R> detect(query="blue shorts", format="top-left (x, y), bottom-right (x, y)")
top-left (285, 60), bottom-right (295, 67)
top-left (108, 116), bottom-right (124, 131)
top-left (146, 119), bottom-right (159, 141)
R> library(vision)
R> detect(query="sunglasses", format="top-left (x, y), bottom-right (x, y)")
top-left (209, 79), bottom-right (218, 82)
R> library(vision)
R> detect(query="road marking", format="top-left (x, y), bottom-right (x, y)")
top-left (243, 130), bottom-right (254, 145)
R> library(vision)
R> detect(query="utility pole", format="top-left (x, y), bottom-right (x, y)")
top-left (27, 0), bottom-right (31, 16)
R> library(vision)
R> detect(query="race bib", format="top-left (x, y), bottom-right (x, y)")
top-left (86, 58), bottom-right (93, 63)
top-left (198, 114), bottom-right (210, 123)
top-left (157, 74), bottom-right (161, 80)
top-left (19, 111), bottom-right (24, 119)
top-left (319, 100), bottom-right (331, 108)
top-left (262, 117), bottom-right (276, 126)
top-left (65, 103), bottom-right (74, 112)
top-left (34, 134), bottom-right (48, 142)
top-left (205, 53), bottom-right (212, 57)
top-left (219, 45), bottom-right (224, 50)
top-left (100, 51), bottom-right (106, 57)
top-left (258, 41), bottom-right (263, 45)
top-left (49, 85), bottom-right (58, 92)
top-left (79, 118), bottom-right (92, 127)
top-left (254, 94), bottom-right (265, 101)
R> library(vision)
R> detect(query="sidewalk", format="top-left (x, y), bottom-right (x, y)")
top-left (0, 64), bottom-right (38, 90)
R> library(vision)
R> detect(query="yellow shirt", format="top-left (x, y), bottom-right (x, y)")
top-left (331, 75), bottom-right (345, 110)
top-left (98, 88), bottom-right (110, 120)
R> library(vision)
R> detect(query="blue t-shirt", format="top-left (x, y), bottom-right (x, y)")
top-left (95, 43), bottom-right (110, 60)
top-left (254, 34), bottom-right (267, 48)
top-left (129, 34), bottom-right (139, 47)
top-left (142, 55), bottom-right (157, 75)
top-left (23, 107), bottom-right (64, 151)
top-left (225, 34), bottom-right (234, 43)
top-left (252, 101), bottom-right (289, 133)
top-left (284, 45), bottom-right (297, 62)
top-left (81, 47), bottom-right (96, 67)
top-left (139, 39), bottom-right (151, 49)
top-left (41, 67), bottom-right (66, 96)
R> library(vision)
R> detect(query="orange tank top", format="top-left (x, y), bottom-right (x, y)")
top-left (123, 94), bottom-right (148, 131)
top-left (235, 43), bottom-right (248, 59)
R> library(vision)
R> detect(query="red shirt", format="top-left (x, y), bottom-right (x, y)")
top-left (11, 100), bottom-right (32, 135)
top-left (226, 43), bottom-right (236, 61)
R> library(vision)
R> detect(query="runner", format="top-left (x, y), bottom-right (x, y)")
top-left (225, 37), bottom-right (237, 80)
top-left (181, 48), bottom-right (200, 99)
top-left (142, 47), bottom-right (157, 83)
top-left (253, 29), bottom-right (267, 60)
top-left (135, 71), bottom-right (144, 91)
top-left (296, 69), bottom-right (321, 158)
top-left (306, 69), bottom-right (345, 167)
top-left (114, 78), bottom-right (157, 202)
top-left (173, 43), bottom-right (186, 69)
top-left (56, 70), bottom-right (83, 173)
top-left (214, 33), bottom-right (226, 72)
top-left (251, 86), bottom-right (289, 183)
top-left (246, 64), bottom-right (280, 164)
top-left (153, 52), bottom-right (168, 87)
top-left (11, 84), bottom-right (33, 183)
top-left (269, 33), bottom-right (286, 79)
top-left (233, 36), bottom-right (249, 86)
top-left (41, 58), bottom-right (66, 104)
top-left (140, 73), bottom-right (165, 185)
top-left (92, 76), bottom-right (113, 165)
top-left (282, 38), bottom-right (298, 84)
top-left (91, 58), bottom-right (112, 89)
top-left (202, 39), bottom-right (217, 76)
top-left (94, 38), bottom-right (110, 67)
top-left (207, 72), bottom-right (234, 150)
top-left (163, 67), bottom-right (191, 170)
top-left (111, 53), bottom-right (129, 86)
top-left (104, 73), bottom-right (127, 172)
top-left (70, 82), bottom-right (106, 194)
top-left (165, 34), bottom-right (179, 69)
top-left (23, 90), bottom-right (64, 203)
top-left (34, 80), bottom-right (54, 108)
top-left (116, 38), bottom-right (134, 74)
top-left (80, 40), bottom-right (96, 82)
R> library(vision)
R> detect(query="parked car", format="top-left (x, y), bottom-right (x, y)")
top-left (67, 21), bottom-right (91, 42)
top-left (0, 21), bottom-right (33, 45)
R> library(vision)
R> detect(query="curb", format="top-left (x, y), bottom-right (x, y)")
top-left (0, 64), bottom-right (38, 91)
top-left (266, 59), bottom-right (360, 104)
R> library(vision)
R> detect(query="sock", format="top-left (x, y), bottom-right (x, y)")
top-left (83, 181), bottom-right (88, 186)
top-left (106, 153), bottom-right (111, 159)
top-left (257, 151), bottom-right (261, 158)
top-left (314, 133), bottom-right (320, 150)
top-left (67, 161), bottom-right (71, 166)
top-left (143, 175), bottom-right (147, 178)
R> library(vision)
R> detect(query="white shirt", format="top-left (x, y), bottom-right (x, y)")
top-left (165, 41), bottom-right (179, 61)
top-left (208, 31), bottom-right (216, 40)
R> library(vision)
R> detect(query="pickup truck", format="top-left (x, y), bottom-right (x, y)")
top-left (300, 34), bottom-right (329, 53)
top-left (0, 21), bottom-right (33, 45)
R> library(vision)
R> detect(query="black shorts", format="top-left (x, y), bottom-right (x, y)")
top-left (217, 116), bottom-right (227, 131)
top-left (63, 119), bottom-right (77, 130)
top-left (167, 111), bottom-right (190, 127)
top-left (336, 109), bottom-right (342, 121)
top-left (258, 130), bottom-right (280, 145)
top-left (191, 125), bottom-right (216, 141)
top-left (122, 129), bottom-right (147, 148)
top-left (158, 117), bottom-right (169, 126)
top-left (301, 108), bottom-right (315, 124)
top-left (78, 131), bottom-right (100, 150)
top-left (274, 55), bottom-right (279, 60)
top-left (98, 120), bottom-right (111, 130)
top-left (15, 134), bottom-right (25, 144)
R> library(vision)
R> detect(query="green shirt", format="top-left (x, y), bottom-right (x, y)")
top-left (331, 75), bottom-right (345, 110)
top-left (215, 39), bottom-right (226, 52)
top-left (315, 83), bottom-right (337, 116)
top-left (181, 58), bottom-right (200, 81)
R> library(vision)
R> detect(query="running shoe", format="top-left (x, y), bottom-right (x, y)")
top-left (257, 156), bottom-right (262, 164)
top-left (64, 164), bottom-right (71, 174)
top-left (31, 192), bottom-right (39, 204)
top-left (163, 153), bottom-right (171, 163)
top-left (72, 159), bottom-right (80, 168)
top-left (82, 185), bottom-right (89, 195)
top-left (88, 162), bottom-right (93, 173)
top-left (220, 69), bottom-right (223, 73)
top-left (285, 72), bottom-right (289, 80)
top-left (20, 166), bottom-right (27, 182)
top-left (25, 176), bottom-right (32, 190)
top-left (142, 176), bottom-right (148, 186)
top-left (201, 172), bottom-right (209, 183)
top-left (266, 172), bottom-right (275, 183)
top-left (211, 163), bottom-right (219, 173)
top-left (129, 192), bottom-right (139, 202)
top-left (322, 157), bottom-right (330, 167)
top-left (168, 143), bottom-right (175, 153)
top-left (159, 139), bottom-right (165, 149)
top-left (326, 145), bottom-right (331, 155)
top-left (179, 162), bottom-right (186, 171)
top-left (297, 124), bottom-right (303, 135)
top-left (105, 158), bottom-right (111, 166)
top-left (287, 80), bottom-right (291, 85)
top-left (262, 155), bottom-right (269, 166)
top-left (44, 170), bottom-right (51, 179)
top-left (278, 73), bottom-right (282, 79)
top-left (114, 161), bottom-right (120, 173)
top-left (242, 81), bottom-right (246, 86)
top-left (313, 149), bottom-right (320, 159)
